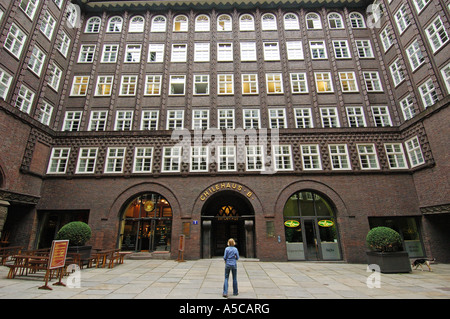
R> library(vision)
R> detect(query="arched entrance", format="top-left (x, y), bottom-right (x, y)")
top-left (201, 190), bottom-right (255, 258)
top-left (119, 192), bottom-right (172, 252)
top-left (283, 190), bottom-right (342, 261)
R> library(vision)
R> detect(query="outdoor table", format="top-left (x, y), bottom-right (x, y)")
top-left (7, 255), bottom-right (49, 279)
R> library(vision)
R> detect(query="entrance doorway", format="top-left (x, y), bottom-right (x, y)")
top-left (119, 193), bottom-right (172, 252)
top-left (201, 191), bottom-right (255, 258)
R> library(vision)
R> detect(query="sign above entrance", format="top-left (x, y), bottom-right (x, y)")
top-left (284, 220), bottom-right (300, 228)
top-left (199, 182), bottom-right (255, 201)
top-left (318, 220), bottom-right (334, 227)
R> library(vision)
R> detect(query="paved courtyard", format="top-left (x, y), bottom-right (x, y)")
top-left (0, 258), bottom-right (449, 299)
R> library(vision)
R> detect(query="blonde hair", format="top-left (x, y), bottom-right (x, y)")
top-left (227, 238), bottom-right (235, 246)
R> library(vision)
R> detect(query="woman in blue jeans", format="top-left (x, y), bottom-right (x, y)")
top-left (223, 238), bottom-right (239, 297)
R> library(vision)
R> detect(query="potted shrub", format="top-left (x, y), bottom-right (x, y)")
top-left (366, 226), bottom-right (411, 273)
top-left (56, 221), bottom-right (92, 260)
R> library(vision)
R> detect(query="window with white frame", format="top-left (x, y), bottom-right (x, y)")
top-left (120, 75), bottom-right (138, 96)
top-left (263, 42), bottom-right (280, 61)
top-left (333, 40), bottom-right (351, 59)
top-left (217, 14), bottom-right (232, 31)
top-left (399, 95), bottom-right (416, 121)
top-left (145, 75), bottom-right (162, 96)
top-left (15, 85), bottom-right (35, 114)
top-left (269, 109), bottom-right (287, 129)
top-left (20, 0), bottom-right (39, 20)
top-left (162, 147), bottom-right (182, 172)
top-left (390, 59), bottom-right (405, 87)
top-left (102, 44), bottom-right (119, 63)
top-left (194, 43), bottom-right (210, 62)
top-left (218, 109), bottom-right (235, 129)
top-left (107, 16), bottom-right (123, 32)
top-left (346, 106), bottom-right (366, 127)
top-left (266, 73), bottom-right (283, 94)
top-left (218, 74), bottom-right (234, 95)
top-left (286, 41), bottom-right (304, 60)
top-left (329, 144), bottom-right (351, 170)
top-left (357, 144), bottom-right (379, 169)
top-left (380, 26), bottom-right (393, 52)
top-left (85, 17), bottom-right (101, 33)
top-left (151, 16), bottom-right (166, 32)
top-left (5, 23), bottom-right (27, 58)
top-left (171, 44), bottom-right (187, 62)
top-left (290, 73), bottom-right (308, 93)
top-left (76, 148), bottom-right (98, 174)
top-left (133, 147), bottom-right (153, 173)
top-left (104, 147), bottom-right (125, 173)
top-left (194, 75), bottom-right (209, 95)
top-left (294, 108), bottom-right (313, 128)
top-left (190, 146), bottom-right (208, 172)
top-left (240, 42), bottom-right (257, 61)
top-left (95, 75), bottom-right (113, 96)
top-left (115, 110), bottom-right (133, 131)
top-left (441, 63), bottom-right (450, 94)
top-left (89, 110), bottom-right (108, 131)
top-left (174, 15), bottom-right (188, 32)
top-left (363, 72), bottom-right (383, 92)
top-left (405, 136), bottom-right (425, 167)
top-left (71, 76), bottom-right (89, 96)
top-left (418, 79), bottom-right (438, 108)
top-left (310, 41), bottom-right (327, 59)
top-left (0, 68), bottom-right (13, 100)
top-left (141, 110), bottom-right (159, 130)
top-left (394, 4), bottom-right (411, 34)
top-left (242, 74), bottom-right (258, 94)
top-left (372, 106), bottom-right (392, 127)
top-left (349, 12), bottom-right (365, 28)
top-left (406, 40), bottom-right (425, 71)
top-left (47, 148), bottom-right (70, 174)
top-left (78, 45), bottom-right (96, 63)
top-left (306, 13), bottom-right (322, 29)
top-left (320, 107), bottom-right (340, 128)
top-left (413, 0), bottom-right (431, 13)
top-left (246, 145), bottom-right (264, 171)
top-left (218, 146), bottom-right (236, 171)
top-left (166, 110), bottom-right (184, 129)
top-left (63, 111), bottom-right (82, 131)
top-left (239, 14), bottom-right (254, 31)
top-left (283, 13), bottom-right (300, 30)
top-left (243, 109), bottom-right (260, 129)
top-left (425, 16), bottom-right (449, 53)
top-left (66, 4), bottom-right (77, 27)
top-left (273, 145), bottom-right (293, 171)
top-left (384, 143), bottom-right (408, 169)
top-left (328, 12), bottom-right (344, 29)
top-left (129, 16), bottom-right (144, 32)
top-left (192, 109), bottom-right (209, 130)
top-left (355, 40), bottom-right (374, 58)
top-left (217, 43), bottom-right (233, 61)
top-left (315, 72), bottom-right (333, 93)
top-left (195, 15), bottom-right (210, 32)
top-left (148, 44), bottom-right (165, 62)
top-left (339, 72), bottom-right (358, 92)
top-left (48, 63), bottom-right (62, 91)
top-left (37, 101), bottom-right (53, 126)
top-left (262, 13), bottom-right (277, 30)
top-left (57, 32), bottom-right (70, 57)
top-left (40, 11), bottom-right (56, 40)
top-left (28, 46), bottom-right (46, 76)
top-left (301, 145), bottom-right (322, 170)
top-left (125, 44), bottom-right (142, 63)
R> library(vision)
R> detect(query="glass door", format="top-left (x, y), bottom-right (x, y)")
top-left (304, 219), bottom-right (319, 260)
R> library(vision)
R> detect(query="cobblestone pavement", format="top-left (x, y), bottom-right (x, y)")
top-left (0, 258), bottom-right (449, 299)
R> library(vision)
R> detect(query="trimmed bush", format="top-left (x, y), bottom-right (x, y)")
top-left (366, 226), bottom-right (403, 252)
top-left (56, 221), bottom-right (92, 246)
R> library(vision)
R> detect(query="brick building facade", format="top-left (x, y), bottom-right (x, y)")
top-left (0, 0), bottom-right (449, 263)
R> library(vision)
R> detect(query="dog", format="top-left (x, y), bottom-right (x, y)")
top-left (412, 258), bottom-right (435, 272)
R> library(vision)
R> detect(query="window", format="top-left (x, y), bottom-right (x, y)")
top-left (40, 11), bottom-right (56, 40)
top-left (85, 17), bottom-right (101, 33)
top-left (89, 111), bottom-right (108, 131)
top-left (239, 14), bottom-right (254, 31)
top-left (357, 144), bottom-right (379, 169)
top-left (194, 43), bottom-right (210, 62)
top-left (169, 75), bottom-right (186, 95)
top-left (0, 68), bottom-right (13, 100)
top-left (262, 13), bottom-right (277, 30)
top-left (329, 144), bottom-right (351, 170)
top-left (148, 44), bottom-right (165, 63)
top-left (151, 16), bottom-right (166, 32)
top-left (394, 5), bottom-right (411, 34)
top-left (102, 44), bottom-right (119, 63)
top-left (441, 63), bottom-right (450, 94)
top-left (243, 109), bottom-right (260, 129)
top-left (413, 0), bottom-right (431, 13)
top-left (339, 72), bottom-right (358, 92)
top-left (193, 75), bottom-right (209, 95)
top-left (425, 16), bottom-right (449, 53)
top-left (28, 46), bottom-right (46, 76)
top-left (385, 144), bottom-right (408, 169)
top-left (95, 76), bottom-right (113, 96)
top-left (328, 13), bottom-right (344, 29)
top-left (273, 145), bottom-right (293, 171)
top-left (174, 15), bottom-right (188, 32)
top-left (129, 16), bottom-right (144, 32)
top-left (114, 110), bottom-right (133, 131)
top-left (406, 40), bottom-right (425, 71)
top-left (217, 43), bottom-right (233, 61)
top-left (400, 95), bottom-right (416, 120)
top-left (269, 109), bottom-right (287, 129)
top-left (294, 108), bottom-right (313, 128)
top-left (355, 40), bottom-right (374, 58)
top-left (266, 73), bottom-right (283, 94)
top-left (37, 101), bottom-right (53, 126)
top-left (78, 45), bottom-right (96, 63)
top-left (405, 136), bottom-right (425, 167)
top-left (346, 106), bottom-right (366, 127)
top-left (195, 15), bottom-right (210, 32)
top-left (218, 109), bottom-right (235, 129)
top-left (20, 0), bottom-right (39, 20)
top-left (290, 73), bottom-right (308, 93)
top-left (192, 109), bottom-right (209, 130)
top-left (15, 85), bottom-right (35, 114)
top-left (284, 13), bottom-right (299, 30)
top-left (71, 76), bottom-right (89, 96)
top-left (363, 72), bottom-right (383, 92)
top-left (57, 32), bottom-right (71, 57)
top-left (390, 59), bottom-right (405, 87)
top-left (107, 16), bottom-right (123, 32)
top-left (48, 63), bottom-right (62, 91)
top-left (320, 107), bottom-right (340, 128)
top-left (286, 41), bottom-right (304, 60)
top-left (242, 74), bottom-right (258, 94)
top-left (306, 13), bottom-right (322, 29)
top-left (166, 110), bottom-right (184, 129)
top-left (240, 42), bottom-right (257, 61)
top-left (310, 41), bottom-right (327, 59)
top-left (218, 146), bottom-right (236, 171)
top-left (333, 40), bottom-right (351, 59)
top-left (141, 110), bottom-right (159, 130)
top-left (263, 42), bottom-right (280, 61)
top-left (301, 145), bottom-right (322, 170)
top-left (145, 75), bottom-right (162, 96)
top-left (105, 147), bottom-right (126, 173)
top-left (125, 44), bottom-right (142, 63)
top-left (217, 14), bottom-right (232, 31)
top-left (190, 146), bottom-right (208, 172)
top-left (372, 106), bottom-right (392, 127)
top-left (349, 12), bottom-right (365, 28)
top-left (218, 74), bottom-right (234, 95)
top-left (380, 27), bottom-right (393, 52)
top-left (315, 72), bottom-right (333, 93)
top-left (171, 44), bottom-right (187, 62)
top-left (5, 23), bottom-right (27, 58)
top-left (133, 147), bottom-right (153, 173)
top-left (47, 148), bottom-right (70, 174)
top-left (120, 75), bottom-right (138, 96)
top-left (246, 145), bottom-right (264, 171)
top-left (76, 148), bottom-right (98, 174)
top-left (418, 79), bottom-right (438, 108)
top-left (63, 111), bottom-right (82, 131)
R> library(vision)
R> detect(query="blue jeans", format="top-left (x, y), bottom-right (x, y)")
top-left (223, 264), bottom-right (238, 296)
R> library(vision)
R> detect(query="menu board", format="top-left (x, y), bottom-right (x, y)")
top-left (48, 240), bottom-right (69, 269)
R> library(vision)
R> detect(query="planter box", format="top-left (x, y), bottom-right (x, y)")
top-left (366, 251), bottom-right (411, 273)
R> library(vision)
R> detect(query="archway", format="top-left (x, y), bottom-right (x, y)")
top-left (201, 190), bottom-right (255, 258)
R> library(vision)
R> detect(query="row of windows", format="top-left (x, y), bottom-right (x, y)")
top-left (47, 135), bottom-right (425, 175)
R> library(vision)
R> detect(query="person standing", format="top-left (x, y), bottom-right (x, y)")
top-left (223, 238), bottom-right (239, 297)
